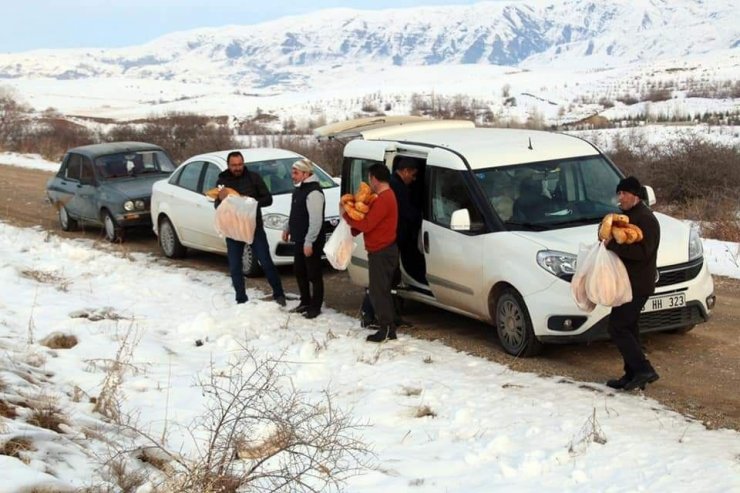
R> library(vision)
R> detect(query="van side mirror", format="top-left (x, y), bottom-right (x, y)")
top-left (450, 208), bottom-right (471, 231)
top-left (643, 185), bottom-right (656, 206)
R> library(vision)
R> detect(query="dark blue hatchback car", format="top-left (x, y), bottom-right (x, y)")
top-left (46, 141), bottom-right (176, 242)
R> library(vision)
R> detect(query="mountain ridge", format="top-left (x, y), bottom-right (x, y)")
top-left (0, 0), bottom-right (737, 90)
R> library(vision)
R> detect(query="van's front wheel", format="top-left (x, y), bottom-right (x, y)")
top-left (495, 288), bottom-right (543, 357)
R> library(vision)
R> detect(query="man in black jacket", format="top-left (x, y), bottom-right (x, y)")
top-left (282, 158), bottom-right (326, 319)
top-left (605, 176), bottom-right (661, 391)
top-left (215, 151), bottom-right (286, 306)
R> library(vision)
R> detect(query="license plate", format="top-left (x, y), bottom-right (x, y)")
top-left (641, 293), bottom-right (686, 313)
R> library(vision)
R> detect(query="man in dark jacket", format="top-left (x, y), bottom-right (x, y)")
top-left (215, 151), bottom-right (286, 306)
top-left (605, 176), bottom-right (661, 391)
top-left (282, 158), bottom-right (325, 319)
top-left (360, 158), bottom-right (421, 329)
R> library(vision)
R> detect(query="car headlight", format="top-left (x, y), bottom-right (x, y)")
top-left (135, 200), bottom-right (146, 210)
top-left (537, 250), bottom-right (577, 280)
top-left (263, 213), bottom-right (289, 230)
top-left (123, 200), bottom-right (134, 211)
top-left (688, 223), bottom-right (703, 261)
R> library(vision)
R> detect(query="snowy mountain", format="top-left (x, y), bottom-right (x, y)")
top-left (0, 0), bottom-right (737, 89)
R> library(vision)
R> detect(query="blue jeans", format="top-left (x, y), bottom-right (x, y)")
top-left (226, 227), bottom-right (284, 303)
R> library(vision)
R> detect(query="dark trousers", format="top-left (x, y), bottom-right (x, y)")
top-left (294, 242), bottom-right (324, 311)
top-left (225, 228), bottom-right (284, 303)
top-left (367, 244), bottom-right (399, 329)
top-left (608, 295), bottom-right (652, 375)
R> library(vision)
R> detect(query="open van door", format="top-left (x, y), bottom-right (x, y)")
top-left (341, 139), bottom-right (399, 287)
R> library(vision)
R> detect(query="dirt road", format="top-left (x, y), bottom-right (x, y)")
top-left (2, 163), bottom-right (739, 431)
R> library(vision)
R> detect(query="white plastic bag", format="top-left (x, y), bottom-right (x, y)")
top-left (584, 241), bottom-right (632, 307)
top-left (214, 195), bottom-right (258, 243)
top-left (323, 218), bottom-right (355, 270)
top-left (571, 242), bottom-right (598, 312)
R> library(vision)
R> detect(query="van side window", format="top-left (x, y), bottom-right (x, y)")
top-left (430, 168), bottom-right (483, 230)
top-left (345, 158), bottom-right (379, 194)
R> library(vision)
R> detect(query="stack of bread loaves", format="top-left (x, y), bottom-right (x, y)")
top-left (598, 213), bottom-right (643, 244)
top-left (341, 182), bottom-right (378, 221)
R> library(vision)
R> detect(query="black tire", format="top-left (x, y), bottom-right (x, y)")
top-left (158, 216), bottom-right (187, 258)
top-left (242, 244), bottom-right (262, 277)
top-left (494, 288), bottom-right (543, 357)
top-left (102, 210), bottom-right (124, 243)
top-left (58, 206), bottom-right (77, 231)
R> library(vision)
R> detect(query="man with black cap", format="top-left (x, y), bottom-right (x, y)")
top-left (605, 175), bottom-right (661, 391)
top-left (282, 158), bottom-right (326, 319)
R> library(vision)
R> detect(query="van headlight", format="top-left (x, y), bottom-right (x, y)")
top-left (123, 200), bottom-right (135, 211)
top-left (537, 250), bottom-right (577, 280)
top-left (263, 213), bottom-right (289, 230)
top-left (688, 223), bottom-right (703, 261)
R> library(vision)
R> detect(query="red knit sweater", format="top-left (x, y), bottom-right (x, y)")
top-left (344, 188), bottom-right (398, 252)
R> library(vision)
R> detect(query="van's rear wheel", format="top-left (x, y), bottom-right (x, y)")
top-left (495, 288), bottom-right (543, 357)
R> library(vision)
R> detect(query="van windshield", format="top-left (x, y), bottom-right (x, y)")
top-left (474, 155), bottom-right (622, 230)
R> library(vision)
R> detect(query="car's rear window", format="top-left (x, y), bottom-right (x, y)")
top-left (249, 158), bottom-right (337, 195)
top-left (95, 150), bottom-right (175, 179)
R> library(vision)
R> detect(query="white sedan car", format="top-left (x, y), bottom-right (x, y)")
top-left (151, 148), bottom-right (341, 276)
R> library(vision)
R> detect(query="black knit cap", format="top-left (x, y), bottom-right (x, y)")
top-left (616, 176), bottom-right (642, 196)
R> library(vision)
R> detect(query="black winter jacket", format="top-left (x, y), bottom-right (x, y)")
top-left (606, 201), bottom-right (660, 297)
top-left (214, 169), bottom-right (272, 230)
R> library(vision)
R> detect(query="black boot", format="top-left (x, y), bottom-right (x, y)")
top-left (606, 374), bottom-right (632, 389)
top-left (623, 370), bottom-right (660, 391)
top-left (366, 325), bottom-right (397, 343)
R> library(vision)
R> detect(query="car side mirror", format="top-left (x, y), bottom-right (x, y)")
top-left (643, 185), bottom-right (656, 206)
top-left (450, 208), bottom-right (471, 231)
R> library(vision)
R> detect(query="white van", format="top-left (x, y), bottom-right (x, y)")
top-left (318, 118), bottom-right (715, 356)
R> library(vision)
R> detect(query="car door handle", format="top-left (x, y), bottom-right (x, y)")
top-left (423, 231), bottom-right (429, 254)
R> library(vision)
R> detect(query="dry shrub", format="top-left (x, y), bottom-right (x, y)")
top-left (0, 436), bottom-right (35, 460)
top-left (40, 332), bottom-right (79, 349)
top-left (415, 405), bottom-right (436, 418)
top-left (104, 457), bottom-right (148, 493)
top-left (607, 135), bottom-right (740, 206)
top-left (107, 112), bottom-right (238, 163)
top-left (248, 134), bottom-right (345, 176)
top-left (0, 399), bottom-right (17, 419)
top-left (27, 395), bottom-right (67, 433)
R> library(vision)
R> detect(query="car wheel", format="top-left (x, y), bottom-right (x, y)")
top-left (58, 206), bottom-right (77, 231)
top-left (158, 216), bottom-right (186, 258)
top-left (495, 288), bottom-right (543, 357)
top-left (242, 245), bottom-right (262, 277)
top-left (103, 210), bottom-right (124, 243)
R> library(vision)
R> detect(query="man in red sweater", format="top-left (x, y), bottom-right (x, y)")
top-left (343, 163), bottom-right (399, 342)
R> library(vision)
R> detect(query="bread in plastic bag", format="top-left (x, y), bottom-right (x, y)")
top-left (571, 242), bottom-right (598, 312)
top-left (323, 218), bottom-right (355, 270)
top-left (584, 241), bottom-right (632, 307)
top-left (214, 195), bottom-right (258, 243)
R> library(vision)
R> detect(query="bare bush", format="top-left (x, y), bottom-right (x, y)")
top-left (24, 118), bottom-right (95, 161)
top-left (568, 408), bottom-right (607, 456)
top-left (607, 135), bottom-right (740, 206)
top-left (166, 351), bottom-right (371, 492)
top-left (248, 135), bottom-right (345, 176)
top-left (93, 322), bottom-right (142, 422)
top-left (0, 436), bottom-right (35, 461)
top-left (27, 394), bottom-right (67, 433)
top-left (107, 112), bottom-right (238, 163)
top-left (40, 332), bottom-right (79, 349)
top-left (641, 87), bottom-right (672, 103)
top-left (0, 87), bottom-right (30, 150)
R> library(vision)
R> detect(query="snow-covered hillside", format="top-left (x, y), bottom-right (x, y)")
top-left (0, 0), bottom-right (737, 87)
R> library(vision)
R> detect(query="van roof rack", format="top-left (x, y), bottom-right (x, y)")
top-left (313, 116), bottom-right (473, 141)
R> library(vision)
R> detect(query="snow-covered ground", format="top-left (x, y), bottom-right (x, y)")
top-left (1, 150), bottom-right (739, 490)
top-left (1, 221), bottom-right (739, 492)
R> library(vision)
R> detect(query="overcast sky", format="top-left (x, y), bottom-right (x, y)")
top-left (1, 0), bottom-right (496, 53)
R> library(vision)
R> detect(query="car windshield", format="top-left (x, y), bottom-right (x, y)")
top-left (95, 150), bottom-right (176, 179)
top-left (249, 158), bottom-right (338, 195)
top-left (474, 155), bottom-right (622, 231)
